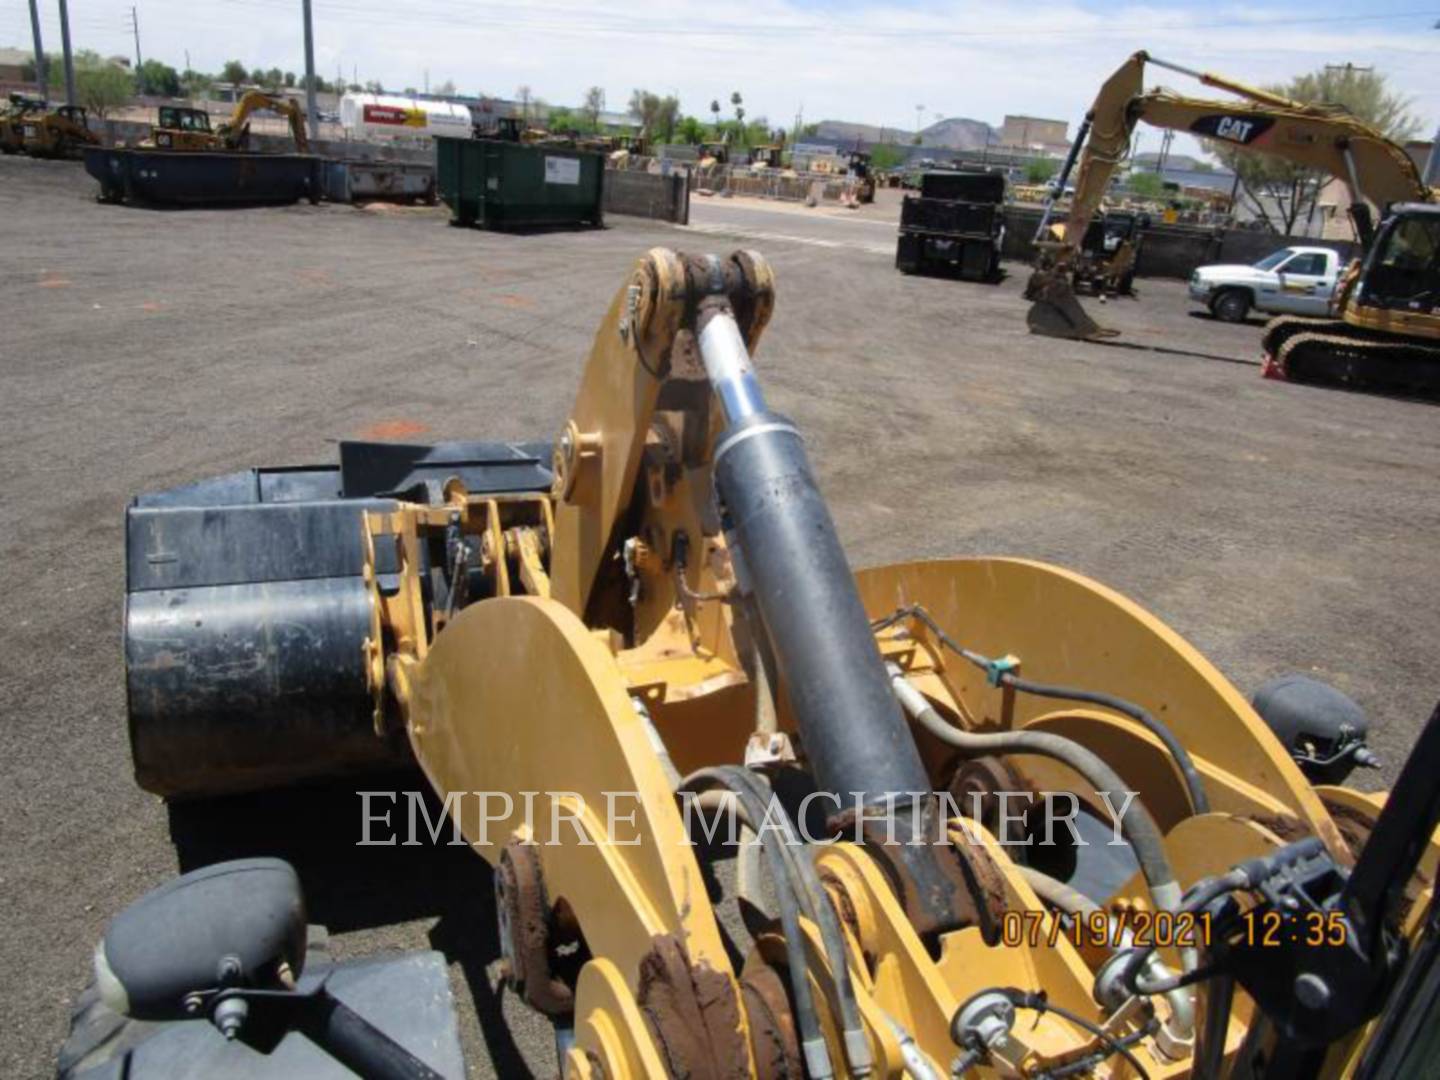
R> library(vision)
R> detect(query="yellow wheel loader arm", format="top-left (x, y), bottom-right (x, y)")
top-left (102, 249), bottom-right (1440, 1077)
top-left (1027, 50), bottom-right (1436, 340)
top-left (349, 249), bottom-right (1438, 1076)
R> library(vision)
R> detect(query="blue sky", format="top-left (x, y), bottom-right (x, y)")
top-left (5, 0), bottom-right (1437, 159)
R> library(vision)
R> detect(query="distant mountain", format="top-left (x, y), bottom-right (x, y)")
top-left (811, 116), bottom-right (995, 151)
top-left (919, 117), bottom-right (994, 151)
top-left (1133, 151), bottom-right (1214, 171)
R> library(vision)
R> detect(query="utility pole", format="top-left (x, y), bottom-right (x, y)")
top-left (301, 0), bottom-right (319, 140)
top-left (57, 0), bottom-right (76, 106)
top-left (129, 7), bottom-right (144, 93)
top-left (26, 0), bottom-right (46, 98)
top-left (1427, 28), bottom-right (1440, 186)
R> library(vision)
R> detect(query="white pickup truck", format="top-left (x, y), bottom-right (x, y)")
top-left (1188, 245), bottom-right (1346, 323)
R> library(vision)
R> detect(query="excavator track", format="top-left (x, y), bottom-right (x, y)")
top-left (1270, 329), bottom-right (1440, 399)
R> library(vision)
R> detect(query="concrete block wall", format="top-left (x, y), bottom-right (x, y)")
top-left (602, 169), bottom-right (689, 224)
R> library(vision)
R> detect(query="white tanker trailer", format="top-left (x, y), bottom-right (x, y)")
top-left (338, 93), bottom-right (473, 142)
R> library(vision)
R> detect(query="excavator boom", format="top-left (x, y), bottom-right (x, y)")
top-left (216, 90), bottom-right (311, 153)
top-left (1027, 51), bottom-right (1434, 341)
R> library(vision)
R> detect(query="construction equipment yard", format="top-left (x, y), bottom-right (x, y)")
top-left (2, 152), bottom-right (1438, 1077)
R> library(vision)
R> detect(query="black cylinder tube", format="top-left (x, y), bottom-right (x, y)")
top-left (713, 411), bottom-right (933, 808)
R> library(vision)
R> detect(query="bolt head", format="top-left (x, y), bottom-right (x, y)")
top-left (1294, 972), bottom-right (1331, 1011)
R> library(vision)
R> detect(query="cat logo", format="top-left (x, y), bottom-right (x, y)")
top-left (1215, 117), bottom-right (1253, 142)
top-left (1190, 114), bottom-right (1275, 145)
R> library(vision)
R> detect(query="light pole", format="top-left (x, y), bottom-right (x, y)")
top-left (1426, 21), bottom-right (1440, 185)
top-left (26, 0), bottom-right (45, 98)
top-left (302, 0), bottom-right (320, 141)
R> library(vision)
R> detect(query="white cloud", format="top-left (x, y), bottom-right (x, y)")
top-left (9, 0), bottom-right (1437, 162)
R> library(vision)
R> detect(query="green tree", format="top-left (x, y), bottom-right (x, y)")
top-left (743, 118), bottom-right (771, 147)
top-left (180, 68), bottom-right (212, 99)
top-left (44, 52), bottom-right (135, 118)
top-left (870, 143), bottom-right (905, 170)
top-left (709, 98), bottom-right (720, 134)
top-left (675, 115), bottom-right (705, 144)
top-left (583, 86), bottom-right (604, 133)
top-left (220, 60), bottom-right (248, 85)
top-left (137, 59), bottom-right (179, 96)
top-left (284, 71), bottom-right (297, 88)
top-left (627, 90), bottom-right (680, 143)
top-left (1024, 157), bottom-right (1059, 184)
top-left (1128, 171), bottom-right (1165, 199)
top-left (1204, 65), bottom-right (1418, 234)
top-left (547, 106), bottom-right (580, 134)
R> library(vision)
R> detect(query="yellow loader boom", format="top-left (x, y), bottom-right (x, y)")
top-left (1026, 51), bottom-right (1434, 339)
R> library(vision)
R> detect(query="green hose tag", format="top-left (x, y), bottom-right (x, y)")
top-left (986, 655), bottom-right (1020, 687)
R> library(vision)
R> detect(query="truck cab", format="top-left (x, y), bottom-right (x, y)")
top-left (1189, 245), bottom-right (1344, 322)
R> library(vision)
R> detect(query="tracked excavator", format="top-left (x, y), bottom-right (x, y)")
top-left (65, 249), bottom-right (1440, 1078)
top-left (1026, 51), bottom-right (1440, 398)
top-left (213, 90), bottom-right (312, 153)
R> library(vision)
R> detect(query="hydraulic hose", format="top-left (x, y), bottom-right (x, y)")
top-left (997, 675), bottom-right (1209, 816)
top-left (887, 665), bottom-right (1184, 919)
top-left (677, 772), bottom-right (833, 1079)
top-left (686, 765), bottom-right (873, 1077)
top-left (1017, 865), bottom-right (1195, 1045)
top-left (873, 605), bottom-right (1209, 816)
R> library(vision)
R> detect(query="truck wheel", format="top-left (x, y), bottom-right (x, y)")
top-left (1211, 289), bottom-right (1251, 323)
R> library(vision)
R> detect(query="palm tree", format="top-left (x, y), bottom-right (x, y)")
top-left (710, 98), bottom-right (720, 136)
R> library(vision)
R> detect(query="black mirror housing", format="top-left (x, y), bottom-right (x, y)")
top-left (94, 858), bottom-right (307, 1020)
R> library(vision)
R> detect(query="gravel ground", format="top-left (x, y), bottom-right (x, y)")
top-left (1, 154), bottom-right (1436, 1078)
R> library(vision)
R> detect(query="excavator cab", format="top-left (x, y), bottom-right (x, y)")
top-left (1356, 206), bottom-right (1440, 316)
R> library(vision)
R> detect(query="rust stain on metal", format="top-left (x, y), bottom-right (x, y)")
top-left (356, 419), bottom-right (431, 440)
top-left (1245, 811), bottom-right (1310, 844)
top-left (637, 934), bottom-right (749, 1080)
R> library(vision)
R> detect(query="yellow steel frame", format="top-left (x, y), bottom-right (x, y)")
top-left (355, 247), bottom-right (1430, 1077)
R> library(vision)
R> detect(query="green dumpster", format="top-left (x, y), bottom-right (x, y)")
top-left (435, 137), bottom-right (605, 230)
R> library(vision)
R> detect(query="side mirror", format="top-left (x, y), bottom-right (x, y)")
top-left (94, 858), bottom-right (307, 1021)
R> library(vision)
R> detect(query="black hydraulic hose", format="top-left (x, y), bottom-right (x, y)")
top-left (874, 604), bottom-right (1209, 815)
top-left (679, 771), bottom-right (833, 1079)
top-left (998, 675), bottom-right (1209, 816)
top-left (1121, 836), bottom-right (1325, 996)
top-left (1035, 1019), bottom-right (1159, 1080)
top-left (889, 665), bottom-right (1184, 919)
top-left (1193, 974), bottom-right (1235, 1079)
top-left (704, 766), bottom-right (872, 1076)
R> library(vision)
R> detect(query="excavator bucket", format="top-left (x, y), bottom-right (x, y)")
top-left (1023, 267), bottom-right (1118, 340)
